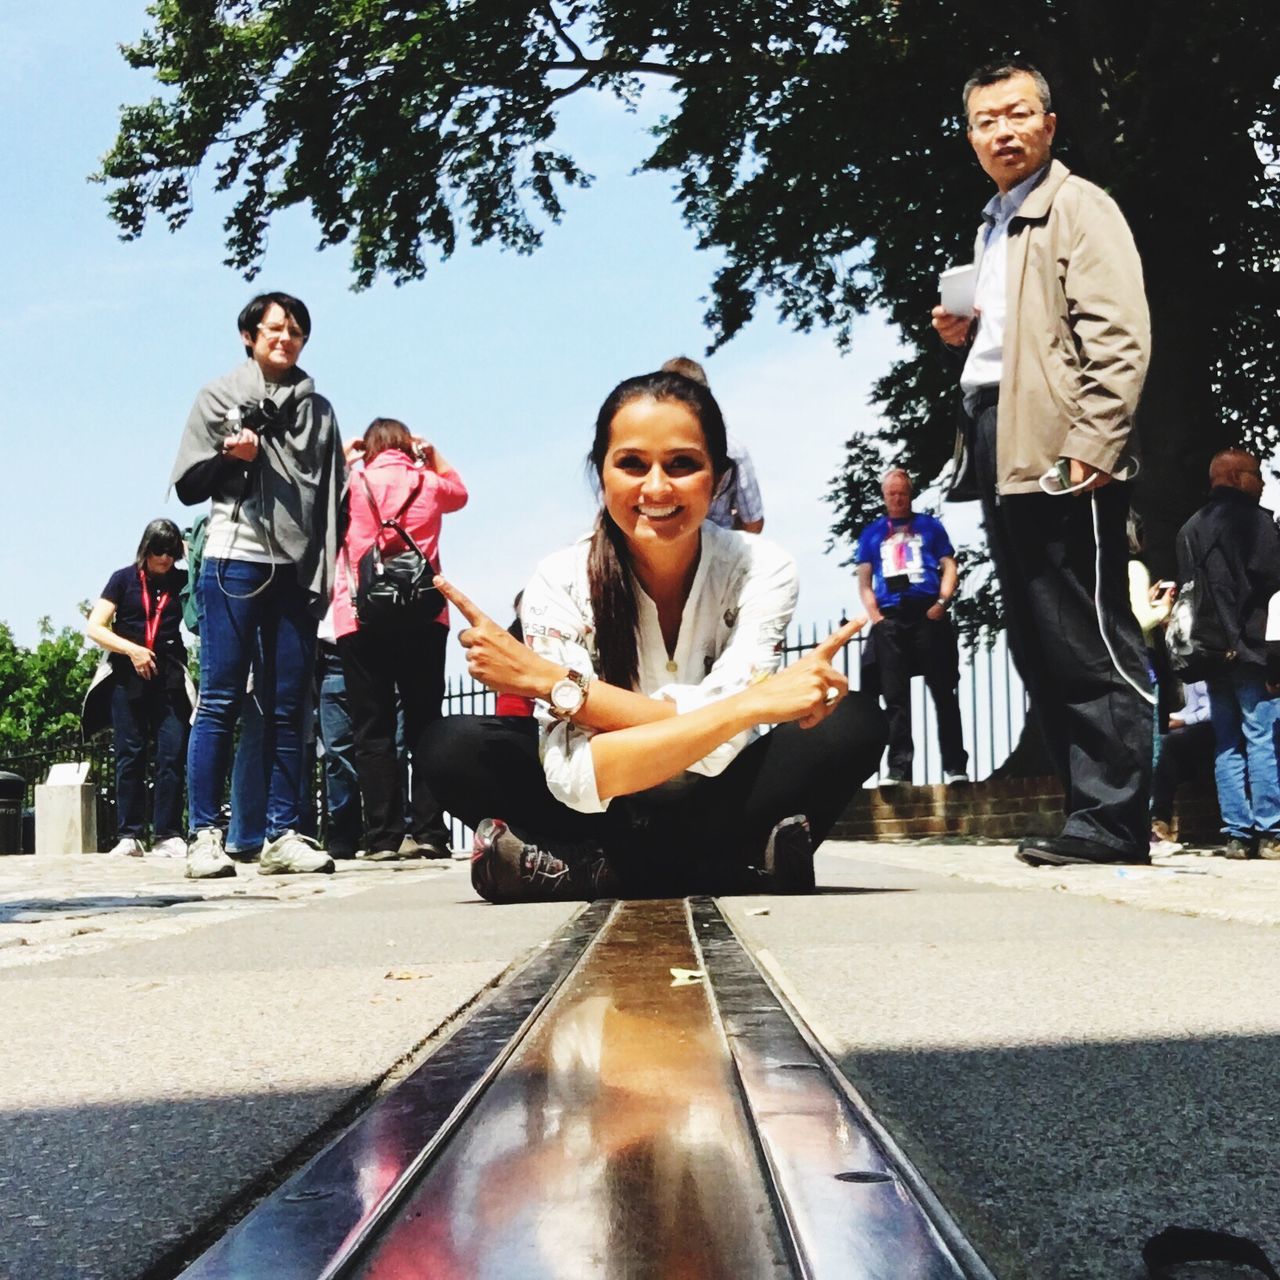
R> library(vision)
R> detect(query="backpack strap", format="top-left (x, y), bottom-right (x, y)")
top-left (359, 471), bottom-right (422, 540)
top-left (346, 470), bottom-right (437, 597)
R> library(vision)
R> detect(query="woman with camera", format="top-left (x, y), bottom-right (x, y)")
top-left (334, 419), bottom-right (468, 860)
top-left (84, 519), bottom-right (194, 858)
top-left (170, 291), bottom-right (345, 879)
top-left (422, 369), bottom-right (887, 902)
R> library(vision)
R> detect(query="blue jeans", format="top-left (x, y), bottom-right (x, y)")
top-left (187, 558), bottom-right (318, 838)
top-left (227, 688), bottom-right (266, 853)
top-left (1208, 666), bottom-right (1280, 840)
top-left (316, 644), bottom-right (363, 855)
top-left (111, 679), bottom-right (188, 840)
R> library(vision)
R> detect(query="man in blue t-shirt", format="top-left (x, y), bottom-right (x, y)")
top-left (856, 469), bottom-right (969, 786)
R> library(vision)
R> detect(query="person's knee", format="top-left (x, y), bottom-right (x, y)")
top-left (833, 692), bottom-right (889, 767)
top-left (416, 716), bottom-right (487, 789)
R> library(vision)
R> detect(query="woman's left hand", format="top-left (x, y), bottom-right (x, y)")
top-left (411, 436), bottom-right (436, 470)
top-left (435, 576), bottom-right (561, 698)
top-left (750, 618), bottom-right (864, 730)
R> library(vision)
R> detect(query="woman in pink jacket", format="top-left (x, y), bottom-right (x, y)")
top-left (335, 418), bottom-right (468, 859)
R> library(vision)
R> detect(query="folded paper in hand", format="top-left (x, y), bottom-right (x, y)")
top-left (939, 263), bottom-right (977, 317)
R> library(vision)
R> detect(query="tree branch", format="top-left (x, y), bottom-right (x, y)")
top-left (543, 56), bottom-right (702, 80)
top-left (541, 2), bottom-right (586, 62)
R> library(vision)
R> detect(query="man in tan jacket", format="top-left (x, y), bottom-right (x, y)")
top-left (932, 61), bottom-right (1153, 866)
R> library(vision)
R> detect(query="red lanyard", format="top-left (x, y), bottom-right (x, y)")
top-left (138, 570), bottom-right (170, 652)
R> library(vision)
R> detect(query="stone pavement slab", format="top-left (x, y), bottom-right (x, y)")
top-left (0, 853), bottom-right (577, 1280)
top-left (721, 841), bottom-right (1280, 1280)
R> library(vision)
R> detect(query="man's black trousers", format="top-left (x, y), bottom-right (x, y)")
top-left (1151, 721), bottom-right (1214, 826)
top-left (971, 397), bottom-right (1153, 856)
top-left (873, 602), bottom-right (969, 778)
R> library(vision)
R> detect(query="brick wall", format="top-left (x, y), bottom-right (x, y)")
top-left (832, 777), bottom-right (1222, 844)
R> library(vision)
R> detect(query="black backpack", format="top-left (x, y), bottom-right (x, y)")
top-left (1166, 531), bottom-right (1237, 681)
top-left (345, 473), bottom-right (443, 628)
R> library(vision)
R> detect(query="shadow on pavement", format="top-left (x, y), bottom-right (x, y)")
top-left (838, 1033), bottom-right (1280, 1280)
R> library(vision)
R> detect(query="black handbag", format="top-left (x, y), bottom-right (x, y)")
top-left (345, 473), bottom-right (443, 628)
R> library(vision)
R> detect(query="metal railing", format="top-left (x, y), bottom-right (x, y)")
top-left (772, 620), bottom-right (1026, 785)
top-left (0, 620), bottom-right (1028, 854)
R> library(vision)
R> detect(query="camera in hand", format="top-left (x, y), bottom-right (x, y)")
top-left (236, 398), bottom-right (283, 435)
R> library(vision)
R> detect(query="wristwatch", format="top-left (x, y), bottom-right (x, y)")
top-left (548, 667), bottom-right (592, 720)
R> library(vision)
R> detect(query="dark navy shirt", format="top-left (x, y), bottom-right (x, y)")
top-left (855, 514), bottom-right (955, 610)
top-left (100, 565), bottom-right (188, 662)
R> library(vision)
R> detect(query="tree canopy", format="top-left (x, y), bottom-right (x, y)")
top-left (0, 618), bottom-right (97, 758)
top-left (100, 1), bottom-right (1279, 592)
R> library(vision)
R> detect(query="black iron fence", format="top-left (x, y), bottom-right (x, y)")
top-left (1, 620), bottom-right (1027, 853)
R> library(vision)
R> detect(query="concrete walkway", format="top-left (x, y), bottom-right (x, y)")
top-left (1, 841), bottom-right (1277, 1279)
top-left (723, 842), bottom-right (1280, 1280)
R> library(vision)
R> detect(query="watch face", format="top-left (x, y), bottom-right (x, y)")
top-left (551, 677), bottom-right (584, 713)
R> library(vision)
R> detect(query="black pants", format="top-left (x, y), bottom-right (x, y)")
top-left (1151, 721), bottom-right (1215, 825)
top-left (337, 621), bottom-right (451, 852)
top-left (418, 693), bottom-right (887, 896)
top-left (873, 603), bottom-right (968, 777)
top-left (972, 396), bottom-right (1153, 854)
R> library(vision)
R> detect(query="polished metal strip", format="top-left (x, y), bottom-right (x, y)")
top-left (690, 898), bottom-right (997, 1280)
top-left (178, 900), bottom-right (615, 1280)
top-left (347, 899), bottom-right (791, 1279)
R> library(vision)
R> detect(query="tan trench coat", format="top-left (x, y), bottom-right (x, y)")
top-left (966, 158), bottom-right (1151, 495)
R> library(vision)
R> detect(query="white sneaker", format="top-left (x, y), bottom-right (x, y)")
top-left (259, 830), bottom-right (335, 876)
top-left (108, 837), bottom-right (144, 858)
top-left (943, 771), bottom-right (971, 785)
top-left (152, 836), bottom-right (187, 859)
top-left (185, 828), bottom-right (237, 879)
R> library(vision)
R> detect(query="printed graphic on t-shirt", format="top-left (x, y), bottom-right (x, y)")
top-left (880, 528), bottom-right (925, 593)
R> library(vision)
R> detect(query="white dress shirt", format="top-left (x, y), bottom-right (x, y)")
top-left (520, 522), bottom-right (798, 813)
top-left (960, 166), bottom-right (1048, 408)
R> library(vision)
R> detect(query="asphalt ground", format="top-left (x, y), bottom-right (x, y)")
top-left (1, 841), bottom-right (1277, 1280)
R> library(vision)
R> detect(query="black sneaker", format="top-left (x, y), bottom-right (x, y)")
top-left (1222, 837), bottom-right (1255, 860)
top-left (403, 835), bottom-right (453, 859)
top-left (763, 814), bottom-right (815, 894)
top-left (471, 819), bottom-right (613, 903)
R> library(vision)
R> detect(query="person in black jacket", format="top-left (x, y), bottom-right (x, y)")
top-left (1174, 449), bottom-right (1280, 859)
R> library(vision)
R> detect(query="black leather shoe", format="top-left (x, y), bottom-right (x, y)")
top-left (1016, 834), bottom-right (1150, 867)
top-left (763, 814), bottom-right (815, 894)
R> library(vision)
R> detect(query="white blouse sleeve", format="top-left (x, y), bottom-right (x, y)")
top-left (652, 538), bottom-right (798, 778)
top-left (520, 550), bottom-right (610, 815)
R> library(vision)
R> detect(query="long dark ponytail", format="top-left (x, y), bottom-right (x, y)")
top-left (586, 371), bottom-right (729, 690)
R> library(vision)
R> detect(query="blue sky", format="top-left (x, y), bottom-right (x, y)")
top-left (0, 4), bottom-right (907, 671)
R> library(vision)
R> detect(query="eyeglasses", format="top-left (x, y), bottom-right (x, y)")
top-left (969, 107), bottom-right (1042, 137)
top-left (258, 323), bottom-right (307, 343)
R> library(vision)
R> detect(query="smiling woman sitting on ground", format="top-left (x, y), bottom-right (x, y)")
top-left (421, 369), bottom-right (887, 902)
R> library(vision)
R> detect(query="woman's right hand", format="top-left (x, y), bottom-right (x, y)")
top-left (130, 645), bottom-right (157, 680)
top-left (222, 427), bottom-right (260, 462)
top-left (747, 619), bottom-right (864, 729)
top-left (435, 576), bottom-right (562, 698)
